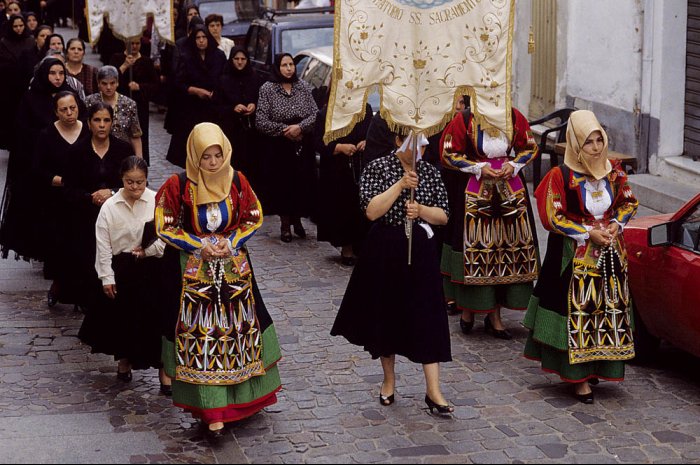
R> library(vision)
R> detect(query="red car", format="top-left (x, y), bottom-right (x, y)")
top-left (624, 193), bottom-right (700, 358)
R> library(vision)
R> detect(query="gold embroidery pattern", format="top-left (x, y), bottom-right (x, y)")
top-left (462, 179), bottom-right (539, 285)
top-left (567, 239), bottom-right (635, 365)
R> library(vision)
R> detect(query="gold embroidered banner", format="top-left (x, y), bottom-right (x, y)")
top-left (324, 0), bottom-right (514, 143)
top-left (86, 0), bottom-right (175, 44)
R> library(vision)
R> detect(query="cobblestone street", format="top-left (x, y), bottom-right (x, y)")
top-left (0, 92), bottom-right (699, 463)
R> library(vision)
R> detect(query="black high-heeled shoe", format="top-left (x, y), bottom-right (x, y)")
top-left (574, 390), bottom-right (595, 404)
top-left (484, 315), bottom-right (513, 340)
top-left (424, 395), bottom-right (454, 415)
top-left (589, 377), bottom-right (600, 386)
top-left (459, 317), bottom-right (474, 334)
top-left (116, 370), bottom-right (132, 382)
top-left (280, 229), bottom-right (292, 243)
top-left (379, 392), bottom-right (395, 406)
top-left (47, 290), bottom-right (58, 308)
top-left (160, 383), bottom-right (173, 396)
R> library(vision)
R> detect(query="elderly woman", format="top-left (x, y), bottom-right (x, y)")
top-left (523, 110), bottom-right (638, 404)
top-left (83, 156), bottom-right (168, 389)
top-left (155, 122), bottom-right (281, 440)
top-left (109, 38), bottom-right (159, 164)
top-left (85, 65), bottom-right (143, 157)
top-left (34, 90), bottom-right (90, 307)
top-left (255, 53), bottom-right (318, 242)
top-left (65, 37), bottom-right (98, 97)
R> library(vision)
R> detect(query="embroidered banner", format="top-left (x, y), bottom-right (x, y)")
top-left (325, 0), bottom-right (514, 143)
top-left (86, 0), bottom-right (175, 44)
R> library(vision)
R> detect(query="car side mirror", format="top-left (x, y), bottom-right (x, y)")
top-left (648, 222), bottom-right (671, 247)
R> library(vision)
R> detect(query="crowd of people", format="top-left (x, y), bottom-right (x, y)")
top-left (0, 0), bottom-right (640, 441)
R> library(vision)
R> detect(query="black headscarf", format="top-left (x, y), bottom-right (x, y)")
top-left (186, 23), bottom-right (218, 57)
top-left (39, 33), bottom-right (64, 57)
top-left (227, 46), bottom-right (253, 76)
top-left (0, 14), bottom-right (34, 59)
top-left (271, 53), bottom-right (298, 84)
top-left (30, 57), bottom-right (71, 94)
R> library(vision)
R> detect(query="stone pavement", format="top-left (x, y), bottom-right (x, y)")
top-left (0, 36), bottom-right (698, 464)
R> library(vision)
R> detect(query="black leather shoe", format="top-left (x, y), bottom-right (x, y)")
top-left (589, 378), bottom-right (600, 386)
top-left (116, 370), bottom-right (132, 382)
top-left (292, 222), bottom-right (306, 239)
top-left (379, 392), bottom-right (395, 406)
top-left (459, 318), bottom-right (474, 334)
top-left (280, 230), bottom-right (292, 243)
top-left (445, 301), bottom-right (460, 315)
top-left (47, 290), bottom-right (58, 308)
top-left (160, 383), bottom-right (172, 396)
top-left (206, 426), bottom-right (225, 442)
top-left (340, 255), bottom-right (356, 267)
top-left (484, 316), bottom-right (513, 340)
top-left (575, 391), bottom-right (595, 404)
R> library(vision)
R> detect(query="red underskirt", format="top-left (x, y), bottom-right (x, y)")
top-left (175, 387), bottom-right (282, 425)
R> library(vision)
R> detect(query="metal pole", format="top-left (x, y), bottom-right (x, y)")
top-left (407, 131), bottom-right (417, 265)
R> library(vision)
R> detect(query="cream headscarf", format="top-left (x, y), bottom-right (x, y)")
top-left (186, 122), bottom-right (234, 205)
top-left (564, 110), bottom-right (612, 181)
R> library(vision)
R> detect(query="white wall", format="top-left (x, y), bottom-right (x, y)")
top-left (565, 0), bottom-right (643, 112)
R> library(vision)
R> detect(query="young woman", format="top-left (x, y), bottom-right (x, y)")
top-left (90, 156), bottom-right (168, 390)
top-left (523, 110), bottom-right (638, 403)
top-left (331, 133), bottom-right (453, 415)
top-left (156, 122), bottom-right (282, 439)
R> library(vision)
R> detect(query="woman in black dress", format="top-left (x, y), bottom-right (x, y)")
top-left (34, 90), bottom-right (89, 307)
top-left (110, 38), bottom-right (159, 164)
top-left (255, 53), bottom-right (318, 242)
top-left (0, 14), bottom-right (34, 149)
top-left (0, 57), bottom-right (71, 260)
top-left (64, 102), bottom-right (134, 310)
top-left (314, 98), bottom-right (372, 265)
top-left (331, 133), bottom-right (454, 414)
top-left (165, 23), bottom-right (226, 168)
top-left (218, 46), bottom-right (263, 185)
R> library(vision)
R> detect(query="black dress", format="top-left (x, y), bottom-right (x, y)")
top-left (0, 58), bottom-right (74, 260)
top-left (63, 135), bottom-right (133, 308)
top-left (331, 154), bottom-right (452, 364)
top-left (33, 122), bottom-right (91, 287)
top-left (217, 50), bottom-right (263, 187)
top-left (110, 53), bottom-right (160, 164)
top-left (165, 31), bottom-right (227, 168)
top-left (314, 103), bottom-right (372, 251)
top-left (255, 80), bottom-right (318, 217)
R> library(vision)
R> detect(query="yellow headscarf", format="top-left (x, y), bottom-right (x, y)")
top-left (564, 110), bottom-right (612, 181)
top-left (186, 122), bottom-right (234, 205)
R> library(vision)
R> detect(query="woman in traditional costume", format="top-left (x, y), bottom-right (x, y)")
top-left (439, 106), bottom-right (540, 338)
top-left (155, 122), bottom-right (282, 439)
top-left (331, 133), bottom-right (453, 415)
top-left (523, 110), bottom-right (637, 403)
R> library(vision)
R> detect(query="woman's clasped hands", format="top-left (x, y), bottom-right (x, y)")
top-left (201, 239), bottom-right (233, 261)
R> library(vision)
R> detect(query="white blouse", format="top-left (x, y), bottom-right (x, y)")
top-left (95, 188), bottom-right (165, 286)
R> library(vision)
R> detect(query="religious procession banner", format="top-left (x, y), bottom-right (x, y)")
top-left (86, 0), bottom-right (175, 44)
top-left (324, 0), bottom-right (515, 143)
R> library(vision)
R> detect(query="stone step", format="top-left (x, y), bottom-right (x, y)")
top-left (627, 173), bottom-right (698, 214)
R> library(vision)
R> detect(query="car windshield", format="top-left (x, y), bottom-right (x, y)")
top-left (281, 27), bottom-right (334, 58)
top-left (198, 1), bottom-right (238, 23)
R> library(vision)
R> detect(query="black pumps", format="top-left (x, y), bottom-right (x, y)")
top-left (484, 315), bottom-right (513, 340)
top-left (424, 395), bottom-right (454, 415)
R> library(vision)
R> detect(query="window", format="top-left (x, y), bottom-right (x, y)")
top-left (254, 27), bottom-right (271, 63)
top-left (673, 203), bottom-right (700, 252)
top-left (198, 1), bottom-right (238, 24)
top-left (280, 27), bottom-right (334, 58)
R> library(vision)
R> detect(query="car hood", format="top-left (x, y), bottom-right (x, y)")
top-left (626, 213), bottom-right (674, 230)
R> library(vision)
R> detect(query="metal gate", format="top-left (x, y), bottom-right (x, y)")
top-left (685, 0), bottom-right (700, 159)
top-left (529, 0), bottom-right (557, 120)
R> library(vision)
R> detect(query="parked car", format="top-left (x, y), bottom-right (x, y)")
top-left (195, 0), bottom-right (260, 45)
top-left (294, 46), bottom-right (380, 111)
top-left (625, 192), bottom-right (700, 359)
top-left (245, 7), bottom-right (334, 82)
